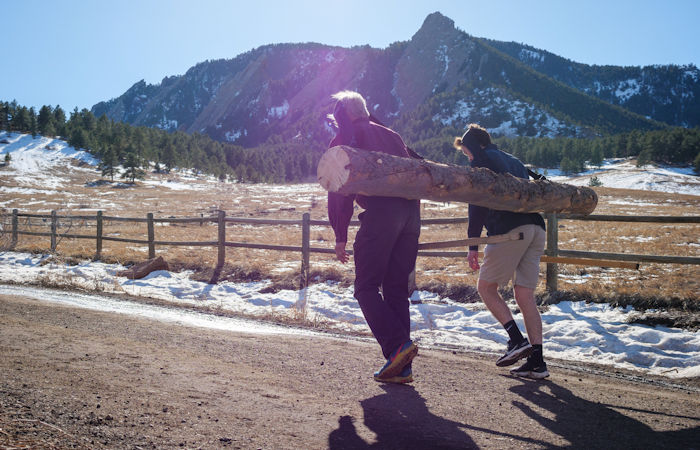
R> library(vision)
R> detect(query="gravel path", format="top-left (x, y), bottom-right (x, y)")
top-left (1, 294), bottom-right (698, 449)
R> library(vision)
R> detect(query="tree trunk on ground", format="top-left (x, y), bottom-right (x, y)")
top-left (317, 145), bottom-right (598, 215)
top-left (116, 256), bottom-right (169, 280)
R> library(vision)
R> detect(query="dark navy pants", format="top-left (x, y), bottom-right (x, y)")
top-left (353, 197), bottom-right (420, 359)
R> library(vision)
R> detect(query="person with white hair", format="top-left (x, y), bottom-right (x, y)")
top-left (327, 90), bottom-right (421, 384)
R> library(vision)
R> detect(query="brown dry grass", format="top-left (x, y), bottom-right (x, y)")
top-left (1, 164), bottom-right (699, 317)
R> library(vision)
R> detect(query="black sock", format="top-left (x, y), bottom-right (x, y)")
top-left (530, 344), bottom-right (544, 364)
top-left (503, 320), bottom-right (524, 344)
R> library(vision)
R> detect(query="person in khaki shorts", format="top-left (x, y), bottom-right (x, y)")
top-left (454, 124), bottom-right (549, 379)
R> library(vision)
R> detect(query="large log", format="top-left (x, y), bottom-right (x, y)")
top-left (317, 145), bottom-right (597, 215)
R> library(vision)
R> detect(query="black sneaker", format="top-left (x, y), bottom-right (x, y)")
top-left (510, 359), bottom-right (549, 379)
top-left (496, 339), bottom-right (532, 367)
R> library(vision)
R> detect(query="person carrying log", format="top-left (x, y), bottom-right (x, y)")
top-left (454, 124), bottom-right (549, 379)
top-left (327, 90), bottom-right (419, 384)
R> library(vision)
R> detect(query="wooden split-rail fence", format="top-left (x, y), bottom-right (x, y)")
top-left (3, 209), bottom-right (699, 291)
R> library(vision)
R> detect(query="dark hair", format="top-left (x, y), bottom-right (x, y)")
top-left (454, 123), bottom-right (491, 152)
top-left (467, 123), bottom-right (491, 145)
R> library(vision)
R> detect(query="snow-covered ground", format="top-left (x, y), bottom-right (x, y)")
top-left (546, 158), bottom-right (700, 196)
top-left (1, 132), bottom-right (699, 380)
top-left (0, 251), bottom-right (697, 380)
top-left (0, 132), bottom-right (217, 191)
top-left (0, 133), bottom-right (98, 189)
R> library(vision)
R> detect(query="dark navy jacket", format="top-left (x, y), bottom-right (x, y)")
top-left (468, 144), bottom-right (546, 250)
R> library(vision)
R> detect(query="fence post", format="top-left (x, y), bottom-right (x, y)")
top-left (217, 210), bottom-right (226, 268)
top-left (545, 213), bottom-right (559, 292)
top-left (147, 213), bottom-right (155, 259)
top-left (11, 209), bottom-right (18, 249)
top-left (301, 213), bottom-right (310, 288)
top-left (95, 210), bottom-right (103, 260)
top-left (50, 210), bottom-right (57, 252)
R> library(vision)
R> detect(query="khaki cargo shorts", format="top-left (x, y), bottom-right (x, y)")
top-left (478, 224), bottom-right (546, 289)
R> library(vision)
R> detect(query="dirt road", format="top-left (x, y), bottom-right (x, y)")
top-left (1, 293), bottom-right (698, 449)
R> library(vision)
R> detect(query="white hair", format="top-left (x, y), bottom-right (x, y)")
top-left (330, 90), bottom-right (370, 122)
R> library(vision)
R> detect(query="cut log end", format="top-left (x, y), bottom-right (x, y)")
top-left (317, 147), bottom-right (350, 192)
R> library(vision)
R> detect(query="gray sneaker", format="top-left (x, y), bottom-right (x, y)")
top-left (510, 359), bottom-right (550, 379)
top-left (496, 339), bottom-right (532, 367)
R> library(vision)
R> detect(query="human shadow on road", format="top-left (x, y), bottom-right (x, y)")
top-left (328, 384), bottom-right (477, 449)
top-left (508, 377), bottom-right (700, 449)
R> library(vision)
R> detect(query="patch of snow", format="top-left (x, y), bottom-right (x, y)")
top-left (268, 100), bottom-right (289, 119)
top-left (519, 48), bottom-right (545, 63)
top-left (156, 116), bottom-right (178, 131)
top-left (225, 130), bottom-right (242, 142)
top-left (436, 44), bottom-right (450, 76)
top-left (615, 79), bottom-right (641, 102)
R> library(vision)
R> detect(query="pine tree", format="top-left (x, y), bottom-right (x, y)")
top-left (99, 147), bottom-right (118, 181)
top-left (53, 106), bottom-right (67, 137)
top-left (69, 127), bottom-right (89, 150)
top-left (626, 130), bottom-right (643, 157)
top-left (590, 144), bottom-right (604, 168)
top-left (161, 139), bottom-right (176, 173)
top-left (5, 100), bottom-right (18, 134)
top-left (121, 150), bottom-right (145, 183)
top-left (0, 102), bottom-right (7, 132)
top-left (14, 107), bottom-right (30, 132)
top-left (29, 107), bottom-right (38, 138)
top-left (81, 108), bottom-right (96, 131)
top-left (560, 156), bottom-right (577, 175)
top-left (38, 105), bottom-right (55, 136)
top-left (637, 147), bottom-right (652, 167)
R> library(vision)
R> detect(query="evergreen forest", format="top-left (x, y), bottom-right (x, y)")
top-left (2, 99), bottom-right (700, 182)
top-left (1, 100), bottom-right (322, 183)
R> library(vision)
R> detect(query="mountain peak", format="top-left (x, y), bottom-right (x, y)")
top-left (91, 10), bottom-right (697, 145)
top-left (419, 11), bottom-right (455, 32)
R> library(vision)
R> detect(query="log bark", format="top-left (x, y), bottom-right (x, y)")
top-left (317, 145), bottom-right (598, 215)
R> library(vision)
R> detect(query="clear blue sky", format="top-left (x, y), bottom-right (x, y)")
top-left (3, 0), bottom-right (699, 112)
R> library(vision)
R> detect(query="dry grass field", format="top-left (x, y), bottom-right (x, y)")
top-left (1, 160), bottom-right (699, 325)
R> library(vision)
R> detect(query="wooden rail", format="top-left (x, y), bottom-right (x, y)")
top-left (543, 214), bottom-right (700, 291)
top-left (3, 209), bottom-right (699, 290)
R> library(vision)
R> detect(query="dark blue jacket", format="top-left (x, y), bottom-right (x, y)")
top-left (468, 144), bottom-right (546, 250)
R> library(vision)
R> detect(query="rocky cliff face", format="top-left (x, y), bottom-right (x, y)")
top-left (486, 39), bottom-right (700, 128)
top-left (93, 12), bottom-right (691, 148)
